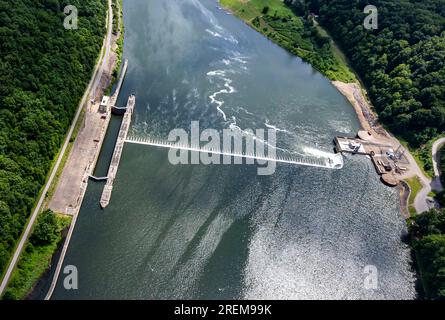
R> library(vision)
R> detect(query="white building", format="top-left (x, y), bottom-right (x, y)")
top-left (99, 96), bottom-right (110, 113)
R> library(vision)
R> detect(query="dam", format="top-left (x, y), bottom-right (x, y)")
top-left (125, 136), bottom-right (344, 169)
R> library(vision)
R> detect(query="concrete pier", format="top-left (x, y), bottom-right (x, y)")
top-left (334, 136), bottom-right (408, 187)
top-left (100, 95), bottom-right (136, 208)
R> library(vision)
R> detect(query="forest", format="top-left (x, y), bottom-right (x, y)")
top-left (286, 0), bottom-right (445, 147)
top-left (0, 0), bottom-right (106, 276)
top-left (410, 209), bottom-right (445, 299)
top-left (2, 210), bottom-right (71, 300)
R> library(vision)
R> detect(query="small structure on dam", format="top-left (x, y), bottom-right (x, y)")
top-left (100, 94), bottom-right (136, 208)
top-left (99, 96), bottom-right (110, 113)
top-left (334, 133), bottom-right (409, 187)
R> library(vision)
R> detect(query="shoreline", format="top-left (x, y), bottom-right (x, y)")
top-left (331, 80), bottom-right (433, 217)
top-left (220, 0), bottom-right (425, 218)
top-left (47, 0), bottom-right (123, 216)
top-left (24, 225), bottom-right (70, 300)
top-left (43, 0), bottom-right (124, 300)
top-left (332, 80), bottom-right (417, 218)
top-left (331, 81), bottom-right (378, 136)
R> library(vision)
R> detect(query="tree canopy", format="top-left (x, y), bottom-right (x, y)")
top-left (0, 0), bottom-right (106, 275)
top-left (410, 209), bottom-right (445, 300)
top-left (286, 0), bottom-right (445, 146)
top-left (29, 210), bottom-right (59, 247)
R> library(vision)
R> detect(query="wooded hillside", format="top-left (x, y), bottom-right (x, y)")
top-left (0, 0), bottom-right (106, 275)
top-left (287, 0), bottom-right (445, 147)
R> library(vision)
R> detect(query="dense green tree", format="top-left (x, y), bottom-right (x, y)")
top-left (0, 0), bottom-right (106, 275)
top-left (411, 209), bottom-right (445, 237)
top-left (410, 209), bottom-right (445, 300)
top-left (413, 234), bottom-right (445, 299)
top-left (29, 210), bottom-right (58, 247)
top-left (298, 0), bottom-right (445, 299)
top-left (296, 0), bottom-right (445, 146)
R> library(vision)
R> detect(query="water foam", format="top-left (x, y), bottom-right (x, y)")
top-left (264, 121), bottom-right (291, 134)
top-left (206, 28), bottom-right (239, 44)
top-left (207, 70), bottom-right (236, 122)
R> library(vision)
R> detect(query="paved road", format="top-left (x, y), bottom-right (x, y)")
top-left (414, 175), bottom-right (434, 213)
top-left (413, 137), bottom-right (445, 213)
top-left (431, 137), bottom-right (445, 190)
top-left (401, 148), bottom-right (432, 213)
top-left (44, 0), bottom-right (114, 300)
top-left (0, 0), bottom-right (113, 297)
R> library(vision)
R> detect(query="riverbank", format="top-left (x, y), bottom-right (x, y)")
top-left (220, 0), bottom-right (356, 83)
top-left (331, 81), bottom-right (436, 214)
top-left (1, 212), bottom-right (71, 300)
top-left (333, 80), bottom-right (442, 214)
top-left (219, 0), bottom-right (431, 217)
top-left (0, 0), bottom-right (111, 298)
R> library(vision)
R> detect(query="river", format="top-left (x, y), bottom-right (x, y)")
top-left (51, 0), bottom-right (416, 299)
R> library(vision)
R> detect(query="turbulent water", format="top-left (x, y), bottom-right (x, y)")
top-left (52, 0), bottom-right (416, 299)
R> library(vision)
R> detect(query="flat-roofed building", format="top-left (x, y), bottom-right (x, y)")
top-left (99, 96), bottom-right (110, 113)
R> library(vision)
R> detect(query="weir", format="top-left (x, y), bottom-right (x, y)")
top-left (124, 136), bottom-right (344, 170)
top-left (100, 95), bottom-right (136, 208)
